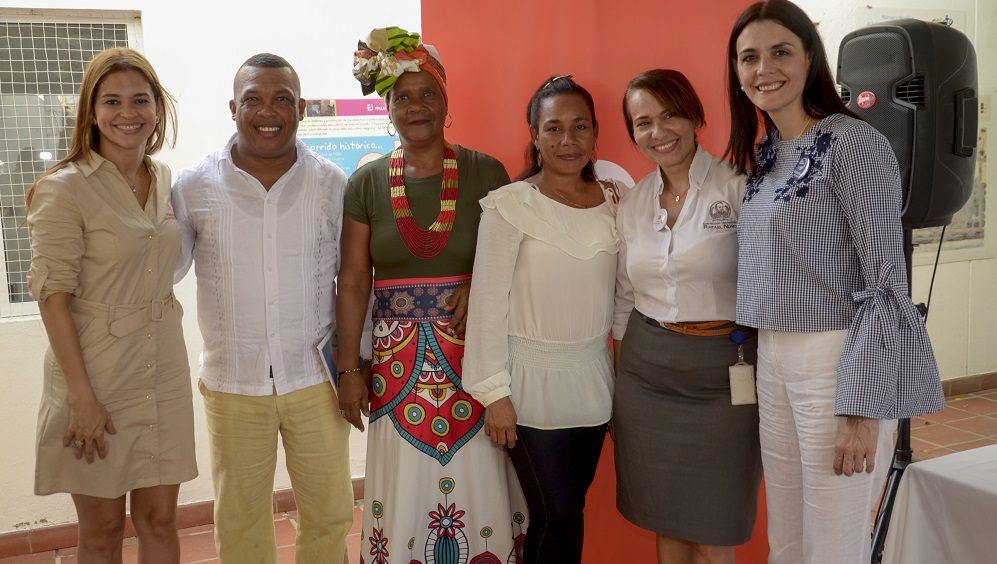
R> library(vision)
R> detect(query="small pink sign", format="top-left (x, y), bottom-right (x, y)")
top-left (336, 99), bottom-right (388, 116)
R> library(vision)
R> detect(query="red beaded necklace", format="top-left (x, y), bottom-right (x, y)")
top-left (388, 144), bottom-right (459, 259)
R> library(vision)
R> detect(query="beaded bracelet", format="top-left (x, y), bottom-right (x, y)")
top-left (337, 367), bottom-right (362, 376)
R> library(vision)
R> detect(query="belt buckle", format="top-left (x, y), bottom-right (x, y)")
top-left (150, 299), bottom-right (164, 321)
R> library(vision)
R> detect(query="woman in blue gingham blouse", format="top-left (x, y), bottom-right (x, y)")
top-left (724, 1), bottom-right (943, 562)
top-left (736, 112), bottom-right (944, 420)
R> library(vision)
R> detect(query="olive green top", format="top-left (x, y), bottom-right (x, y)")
top-left (344, 145), bottom-right (510, 280)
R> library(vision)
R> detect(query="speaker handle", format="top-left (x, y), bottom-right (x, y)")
top-left (953, 88), bottom-right (978, 157)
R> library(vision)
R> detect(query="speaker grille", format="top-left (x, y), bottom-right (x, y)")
top-left (838, 30), bottom-right (915, 198)
top-left (896, 75), bottom-right (925, 106)
top-left (839, 85), bottom-right (851, 105)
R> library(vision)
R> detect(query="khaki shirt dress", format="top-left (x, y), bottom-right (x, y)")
top-left (27, 154), bottom-right (197, 498)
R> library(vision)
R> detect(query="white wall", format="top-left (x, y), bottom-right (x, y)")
top-left (1, 0), bottom-right (420, 535)
top-left (795, 0), bottom-right (997, 382)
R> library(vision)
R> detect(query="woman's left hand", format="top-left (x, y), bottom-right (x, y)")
top-left (443, 281), bottom-right (471, 338)
top-left (833, 416), bottom-right (880, 476)
top-left (484, 397), bottom-right (518, 448)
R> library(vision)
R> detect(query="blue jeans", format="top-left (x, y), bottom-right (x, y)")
top-left (507, 424), bottom-right (607, 564)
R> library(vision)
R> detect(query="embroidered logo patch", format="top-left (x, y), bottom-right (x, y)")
top-left (776, 129), bottom-right (835, 202)
top-left (703, 200), bottom-right (736, 230)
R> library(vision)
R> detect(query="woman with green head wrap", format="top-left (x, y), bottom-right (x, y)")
top-left (336, 26), bottom-right (526, 564)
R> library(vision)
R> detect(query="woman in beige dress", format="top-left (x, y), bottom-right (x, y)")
top-left (26, 48), bottom-right (196, 563)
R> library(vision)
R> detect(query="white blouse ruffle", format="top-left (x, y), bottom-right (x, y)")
top-left (464, 181), bottom-right (618, 429)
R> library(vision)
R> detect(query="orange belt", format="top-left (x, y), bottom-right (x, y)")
top-left (639, 313), bottom-right (736, 337)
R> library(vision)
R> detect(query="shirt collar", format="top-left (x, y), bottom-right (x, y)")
top-left (76, 151), bottom-right (108, 177)
top-left (76, 151), bottom-right (154, 178)
top-left (688, 146), bottom-right (712, 190)
top-left (219, 134), bottom-right (311, 168)
top-left (653, 145), bottom-right (711, 197)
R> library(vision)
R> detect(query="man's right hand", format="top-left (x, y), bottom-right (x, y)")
top-left (338, 369), bottom-right (370, 432)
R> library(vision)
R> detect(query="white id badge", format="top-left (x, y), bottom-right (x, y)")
top-left (729, 344), bottom-right (757, 405)
top-left (729, 363), bottom-right (757, 405)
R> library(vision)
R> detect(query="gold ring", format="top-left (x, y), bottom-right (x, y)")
top-left (71, 439), bottom-right (84, 448)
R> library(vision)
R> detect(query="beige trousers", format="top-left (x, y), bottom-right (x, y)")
top-left (201, 381), bottom-right (353, 564)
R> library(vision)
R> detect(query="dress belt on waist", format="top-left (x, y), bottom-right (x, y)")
top-left (638, 312), bottom-right (736, 337)
top-left (70, 293), bottom-right (176, 338)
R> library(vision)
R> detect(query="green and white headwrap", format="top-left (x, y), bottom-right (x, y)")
top-left (353, 26), bottom-right (447, 103)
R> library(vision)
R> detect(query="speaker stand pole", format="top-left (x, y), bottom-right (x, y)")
top-left (870, 229), bottom-right (916, 563)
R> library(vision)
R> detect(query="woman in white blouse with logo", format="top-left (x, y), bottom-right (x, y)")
top-left (463, 75), bottom-right (618, 563)
top-left (613, 69), bottom-right (761, 564)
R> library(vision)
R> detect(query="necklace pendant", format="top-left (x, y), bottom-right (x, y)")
top-left (674, 194), bottom-right (680, 203)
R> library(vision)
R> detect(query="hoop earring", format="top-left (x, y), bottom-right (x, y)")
top-left (444, 113), bottom-right (453, 128)
top-left (387, 121), bottom-right (396, 136)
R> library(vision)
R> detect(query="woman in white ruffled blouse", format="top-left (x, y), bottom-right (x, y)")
top-left (463, 75), bottom-right (618, 564)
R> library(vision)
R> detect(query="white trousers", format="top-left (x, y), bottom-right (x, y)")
top-left (757, 330), bottom-right (895, 564)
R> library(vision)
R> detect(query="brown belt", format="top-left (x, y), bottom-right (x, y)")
top-left (639, 313), bottom-right (736, 337)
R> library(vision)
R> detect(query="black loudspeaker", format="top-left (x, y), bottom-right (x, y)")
top-left (837, 19), bottom-right (978, 229)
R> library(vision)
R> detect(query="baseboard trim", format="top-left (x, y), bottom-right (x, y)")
top-left (943, 371), bottom-right (997, 398)
top-left (0, 477), bottom-right (364, 558)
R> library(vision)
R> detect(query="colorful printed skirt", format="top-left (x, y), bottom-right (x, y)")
top-left (362, 275), bottom-right (526, 564)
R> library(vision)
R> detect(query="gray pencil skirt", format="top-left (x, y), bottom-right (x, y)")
top-left (613, 310), bottom-right (762, 546)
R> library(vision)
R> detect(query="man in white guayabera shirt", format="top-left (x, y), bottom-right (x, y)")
top-left (172, 53), bottom-right (359, 563)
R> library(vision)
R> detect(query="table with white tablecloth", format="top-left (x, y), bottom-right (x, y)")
top-left (882, 443), bottom-right (997, 564)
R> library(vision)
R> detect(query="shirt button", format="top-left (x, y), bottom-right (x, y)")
top-left (146, 268), bottom-right (153, 273)
top-left (145, 395), bottom-right (151, 400)
top-left (146, 333), bottom-right (153, 339)
top-left (147, 235), bottom-right (153, 240)
top-left (148, 424), bottom-right (155, 430)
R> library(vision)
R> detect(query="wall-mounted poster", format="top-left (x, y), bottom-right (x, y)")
top-left (299, 98), bottom-right (398, 176)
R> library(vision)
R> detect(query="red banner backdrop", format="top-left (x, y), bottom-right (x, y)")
top-left (422, 1), bottom-right (767, 562)
top-left (422, 0), bottom-right (754, 183)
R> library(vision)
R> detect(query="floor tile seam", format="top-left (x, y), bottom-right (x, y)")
top-left (934, 419), bottom-right (997, 436)
top-left (921, 410), bottom-right (976, 421)
top-left (910, 436), bottom-right (948, 448)
top-left (913, 429), bottom-right (997, 445)
top-left (912, 421), bottom-right (991, 435)
top-left (948, 398), bottom-right (997, 410)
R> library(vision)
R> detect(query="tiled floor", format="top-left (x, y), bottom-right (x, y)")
top-left (909, 388), bottom-right (997, 460)
top-left (4, 389), bottom-right (996, 564)
top-left (0, 507), bottom-right (362, 564)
